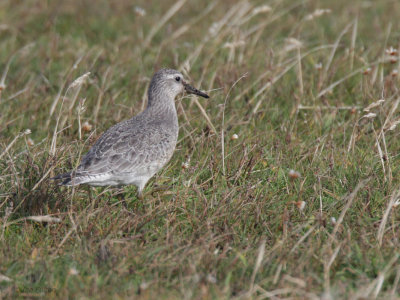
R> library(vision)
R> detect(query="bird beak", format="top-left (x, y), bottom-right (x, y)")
top-left (183, 81), bottom-right (209, 98)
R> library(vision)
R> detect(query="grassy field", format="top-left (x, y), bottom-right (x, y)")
top-left (1, 0), bottom-right (400, 298)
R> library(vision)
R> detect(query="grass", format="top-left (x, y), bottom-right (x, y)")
top-left (1, 0), bottom-right (400, 298)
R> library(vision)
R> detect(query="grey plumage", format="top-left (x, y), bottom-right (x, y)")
top-left (53, 68), bottom-right (209, 197)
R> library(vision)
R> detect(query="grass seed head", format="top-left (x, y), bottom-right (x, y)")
top-left (295, 201), bottom-right (306, 211)
top-left (386, 46), bottom-right (398, 56)
top-left (252, 5), bottom-right (272, 15)
top-left (82, 121), bottom-right (93, 132)
top-left (364, 99), bottom-right (384, 112)
top-left (363, 67), bottom-right (371, 75)
top-left (140, 281), bottom-right (150, 290)
top-left (134, 6), bottom-right (146, 16)
top-left (363, 112), bottom-right (377, 119)
top-left (305, 9), bottom-right (332, 21)
top-left (182, 157), bottom-right (190, 170)
top-left (26, 137), bottom-right (34, 146)
top-left (389, 120), bottom-right (400, 131)
top-left (223, 41), bottom-right (245, 49)
top-left (206, 274), bottom-right (217, 284)
top-left (69, 267), bottom-right (79, 275)
top-left (288, 169), bottom-right (301, 180)
top-left (284, 38), bottom-right (303, 52)
top-left (70, 72), bottom-right (90, 88)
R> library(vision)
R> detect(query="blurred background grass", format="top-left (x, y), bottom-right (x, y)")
top-left (1, 0), bottom-right (400, 298)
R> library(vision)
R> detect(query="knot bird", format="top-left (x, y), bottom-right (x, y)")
top-left (52, 68), bottom-right (209, 198)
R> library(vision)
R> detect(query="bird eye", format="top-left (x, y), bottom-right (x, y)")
top-left (175, 76), bottom-right (181, 82)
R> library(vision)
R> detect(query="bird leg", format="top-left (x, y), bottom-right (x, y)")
top-left (137, 182), bottom-right (146, 201)
top-left (86, 185), bottom-right (97, 210)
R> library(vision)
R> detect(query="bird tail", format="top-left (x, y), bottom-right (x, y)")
top-left (51, 171), bottom-right (91, 186)
top-left (50, 172), bottom-right (74, 186)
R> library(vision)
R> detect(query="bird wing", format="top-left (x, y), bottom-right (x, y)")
top-left (75, 118), bottom-right (176, 176)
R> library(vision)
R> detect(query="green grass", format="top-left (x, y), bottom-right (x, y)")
top-left (1, 0), bottom-right (400, 298)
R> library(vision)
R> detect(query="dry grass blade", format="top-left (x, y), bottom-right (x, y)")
top-left (321, 22), bottom-right (353, 86)
top-left (297, 47), bottom-right (304, 95)
top-left (221, 73), bottom-right (247, 175)
top-left (93, 67), bottom-right (111, 124)
top-left (331, 178), bottom-right (370, 239)
top-left (233, 45), bottom-right (334, 113)
top-left (354, 254), bottom-right (399, 299)
top-left (298, 105), bottom-right (360, 110)
top-left (289, 225), bottom-right (316, 254)
top-left (248, 238), bottom-right (266, 296)
top-left (47, 82), bottom-right (66, 127)
top-left (26, 215), bottom-right (61, 223)
top-left (323, 242), bottom-right (342, 295)
top-left (0, 274), bottom-right (12, 282)
top-left (162, 1), bottom-right (217, 45)
top-left (381, 98), bottom-right (400, 136)
top-left (0, 44), bottom-right (33, 95)
top-left (377, 189), bottom-right (400, 246)
top-left (3, 215), bottom-right (62, 227)
top-left (350, 17), bottom-right (358, 70)
top-left (374, 127), bottom-right (387, 182)
top-left (317, 60), bottom-right (382, 98)
top-left (180, 1), bottom-right (245, 71)
top-left (47, 54), bottom-right (86, 126)
top-left (192, 97), bottom-right (216, 134)
top-left (29, 167), bottom-right (53, 192)
top-left (390, 267), bottom-right (400, 298)
top-left (0, 55), bottom-right (13, 92)
top-left (144, 0), bottom-right (187, 48)
top-left (0, 129), bottom-right (31, 160)
top-left (243, 1), bottom-right (302, 38)
top-left (4, 80), bottom-right (31, 103)
top-left (49, 72), bottom-right (90, 155)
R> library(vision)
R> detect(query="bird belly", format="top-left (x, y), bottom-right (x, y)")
top-left (81, 156), bottom-right (170, 188)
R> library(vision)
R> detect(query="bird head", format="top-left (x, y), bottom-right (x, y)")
top-left (149, 69), bottom-right (209, 101)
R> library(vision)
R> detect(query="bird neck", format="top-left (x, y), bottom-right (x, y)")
top-left (146, 86), bottom-right (177, 115)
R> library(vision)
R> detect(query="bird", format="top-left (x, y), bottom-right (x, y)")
top-left (52, 68), bottom-right (209, 198)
